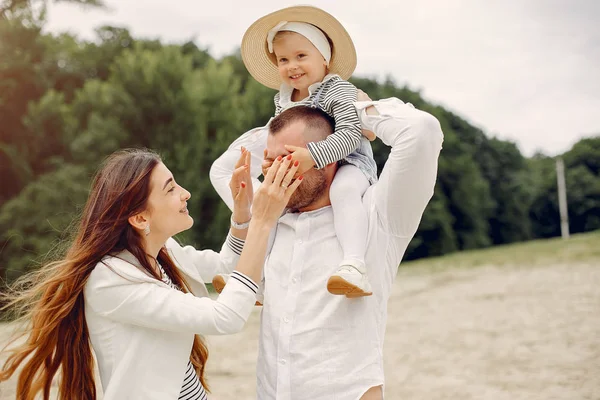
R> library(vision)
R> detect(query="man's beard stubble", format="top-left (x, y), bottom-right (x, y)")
top-left (286, 169), bottom-right (328, 211)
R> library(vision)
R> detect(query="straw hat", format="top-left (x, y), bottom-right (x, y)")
top-left (241, 5), bottom-right (357, 90)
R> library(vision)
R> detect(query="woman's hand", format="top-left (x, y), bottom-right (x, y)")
top-left (251, 154), bottom-right (303, 228)
top-left (263, 146), bottom-right (317, 178)
top-left (357, 89), bottom-right (377, 141)
top-left (230, 147), bottom-right (253, 223)
top-left (231, 155), bottom-right (303, 285)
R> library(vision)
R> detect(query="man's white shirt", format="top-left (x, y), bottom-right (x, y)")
top-left (209, 98), bottom-right (444, 399)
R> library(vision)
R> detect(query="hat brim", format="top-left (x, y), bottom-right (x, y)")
top-left (241, 5), bottom-right (357, 90)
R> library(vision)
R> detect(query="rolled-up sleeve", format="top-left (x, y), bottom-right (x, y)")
top-left (209, 124), bottom-right (269, 211)
top-left (356, 98), bottom-right (443, 238)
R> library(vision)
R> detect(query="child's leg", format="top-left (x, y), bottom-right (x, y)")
top-left (330, 164), bottom-right (370, 265)
top-left (327, 164), bottom-right (372, 297)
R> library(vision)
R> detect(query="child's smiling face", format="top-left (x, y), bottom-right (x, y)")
top-left (273, 31), bottom-right (328, 95)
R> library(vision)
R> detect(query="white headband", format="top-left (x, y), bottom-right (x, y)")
top-left (267, 21), bottom-right (331, 66)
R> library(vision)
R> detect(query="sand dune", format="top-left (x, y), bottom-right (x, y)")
top-left (1, 262), bottom-right (599, 399)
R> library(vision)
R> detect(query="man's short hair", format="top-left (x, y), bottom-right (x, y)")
top-left (269, 106), bottom-right (335, 142)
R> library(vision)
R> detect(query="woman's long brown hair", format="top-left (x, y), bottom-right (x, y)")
top-left (0, 148), bottom-right (209, 399)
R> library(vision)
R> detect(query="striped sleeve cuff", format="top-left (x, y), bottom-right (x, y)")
top-left (226, 232), bottom-right (245, 256)
top-left (230, 271), bottom-right (258, 294)
top-left (306, 128), bottom-right (360, 169)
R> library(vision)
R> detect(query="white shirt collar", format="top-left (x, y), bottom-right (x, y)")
top-left (278, 205), bottom-right (333, 224)
top-left (278, 73), bottom-right (340, 107)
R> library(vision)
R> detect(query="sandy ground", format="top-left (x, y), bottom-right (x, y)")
top-left (1, 262), bottom-right (599, 399)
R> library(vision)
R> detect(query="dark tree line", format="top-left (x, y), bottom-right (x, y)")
top-left (1, 2), bottom-right (598, 282)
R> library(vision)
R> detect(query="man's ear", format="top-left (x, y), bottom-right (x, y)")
top-left (128, 213), bottom-right (148, 231)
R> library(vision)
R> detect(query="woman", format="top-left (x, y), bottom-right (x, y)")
top-left (0, 148), bottom-right (302, 399)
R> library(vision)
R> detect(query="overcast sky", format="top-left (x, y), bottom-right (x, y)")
top-left (44, 0), bottom-right (599, 156)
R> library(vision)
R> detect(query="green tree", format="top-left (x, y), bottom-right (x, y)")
top-left (0, 164), bottom-right (89, 281)
top-left (0, 18), bottom-right (46, 203)
top-left (529, 136), bottom-right (600, 238)
top-left (476, 138), bottom-right (534, 244)
top-left (528, 154), bottom-right (559, 238)
top-left (1, 0), bottom-right (104, 19)
top-left (563, 137), bottom-right (600, 233)
top-left (2, 6), bottom-right (598, 284)
top-left (434, 116), bottom-right (494, 250)
top-left (565, 165), bottom-right (600, 233)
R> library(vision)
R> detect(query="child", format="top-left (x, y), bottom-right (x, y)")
top-left (211, 5), bottom-right (377, 298)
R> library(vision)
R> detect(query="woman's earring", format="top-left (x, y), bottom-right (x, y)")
top-left (144, 225), bottom-right (151, 236)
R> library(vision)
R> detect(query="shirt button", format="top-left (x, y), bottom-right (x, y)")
top-left (292, 277), bottom-right (298, 283)
top-left (283, 316), bottom-right (290, 323)
top-left (297, 239), bottom-right (303, 244)
top-left (280, 359), bottom-right (286, 365)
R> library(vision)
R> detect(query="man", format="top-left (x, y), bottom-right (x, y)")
top-left (209, 93), bottom-right (443, 399)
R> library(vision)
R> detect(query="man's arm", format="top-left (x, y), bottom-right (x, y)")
top-left (210, 93), bottom-right (281, 211)
top-left (359, 98), bottom-right (443, 238)
top-left (209, 125), bottom-right (268, 211)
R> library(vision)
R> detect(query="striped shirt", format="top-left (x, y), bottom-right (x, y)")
top-left (157, 233), bottom-right (257, 400)
top-left (158, 263), bottom-right (208, 400)
top-left (274, 74), bottom-right (363, 170)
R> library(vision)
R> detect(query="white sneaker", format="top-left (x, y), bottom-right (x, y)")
top-left (327, 260), bottom-right (372, 298)
top-left (212, 273), bottom-right (263, 306)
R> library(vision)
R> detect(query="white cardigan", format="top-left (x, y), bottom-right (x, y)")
top-left (84, 236), bottom-right (255, 400)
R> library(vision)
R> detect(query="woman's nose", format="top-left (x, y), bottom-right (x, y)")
top-left (181, 188), bottom-right (191, 201)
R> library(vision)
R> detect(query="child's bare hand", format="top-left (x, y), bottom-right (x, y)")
top-left (262, 148), bottom-right (273, 177)
top-left (283, 145), bottom-right (315, 175)
top-left (362, 129), bottom-right (376, 141)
